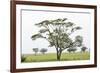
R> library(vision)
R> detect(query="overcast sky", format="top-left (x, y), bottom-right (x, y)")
top-left (21, 9), bottom-right (91, 54)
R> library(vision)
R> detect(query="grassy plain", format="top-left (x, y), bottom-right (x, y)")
top-left (22, 52), bottom-right (90, 63)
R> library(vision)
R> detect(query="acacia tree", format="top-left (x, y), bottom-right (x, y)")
top-left (32, 48), bottom-right (39, 55)
top-left (31, 18), bottom-right (82, 60)
top-left (40, 48), bottom-right (48, 54)
top-left (67, 47), bottom-right (77, 53)
top-left (81, 46), bottom-right (87, 52)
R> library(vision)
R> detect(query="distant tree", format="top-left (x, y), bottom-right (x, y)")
top-left (67, 47), bottom-right (77, 53)
top-left (32, 48), bottom-right (39, 55)
top-left (40, 48), bottom-right (48, 54)
top-left (81, 46), bottom-right (87, 52)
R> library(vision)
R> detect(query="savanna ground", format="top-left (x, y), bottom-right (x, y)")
top-left (21, 52), bottom-right (90, 63)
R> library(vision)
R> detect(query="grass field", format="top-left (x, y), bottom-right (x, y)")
top-left (21, 52), bottom-right (90, 63)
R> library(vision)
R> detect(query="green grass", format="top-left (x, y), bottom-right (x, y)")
top-left (22, 52), bottom-right (90, 63)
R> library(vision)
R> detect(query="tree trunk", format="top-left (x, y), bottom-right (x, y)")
top-left (43, 52), bottom-right (45, 55)
top-left (56, 48), bottom-right (59, 60)
top-left (35, 52), bottom-right (37, 56)
top-left (57, 49), bottom-right (62, 61)
top-left (57, 55), bottom-right (60, 61)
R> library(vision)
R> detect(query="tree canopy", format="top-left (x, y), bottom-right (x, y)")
top-left (81, 46), bottom-right (87, 52)
top-left (32, 48), bottom-right (39, 55)
top-left (40, 48), bottom-right (48, 54)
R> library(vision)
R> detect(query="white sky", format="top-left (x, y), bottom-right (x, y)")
top-left (21, 9), bottom-right (91, 54)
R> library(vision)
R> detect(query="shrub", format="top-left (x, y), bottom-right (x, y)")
top-left (21, 56), bottom-right (26, 62)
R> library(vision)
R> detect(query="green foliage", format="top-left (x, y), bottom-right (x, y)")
top-left (31, 34), bottom-right (43, 40)
top-left (21, 55), bottom-right (26, 62)
top-left (39, 29), bottom-right (49, 33)
top-left (74, 35), bottom-right (83, 47)
top-left (67, 48), bottom-right (77, 53)
top-left (40, 48), bottom-right (48, 54)
top-left (81, 46), bottom-right (87, 52)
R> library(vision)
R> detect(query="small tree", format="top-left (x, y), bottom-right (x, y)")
top-left (67, 48), bottom-right (72, 53)
top-left (67, 47), bottom-right (77, 53)
top-left (81, 46), bottom-right (87, 52)
top-left (73, 49), bottom-right (77, 53)
top-left (33, 48), bottom-right (39, 55)
top-left (40, 48), bottom-right (48, 54)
